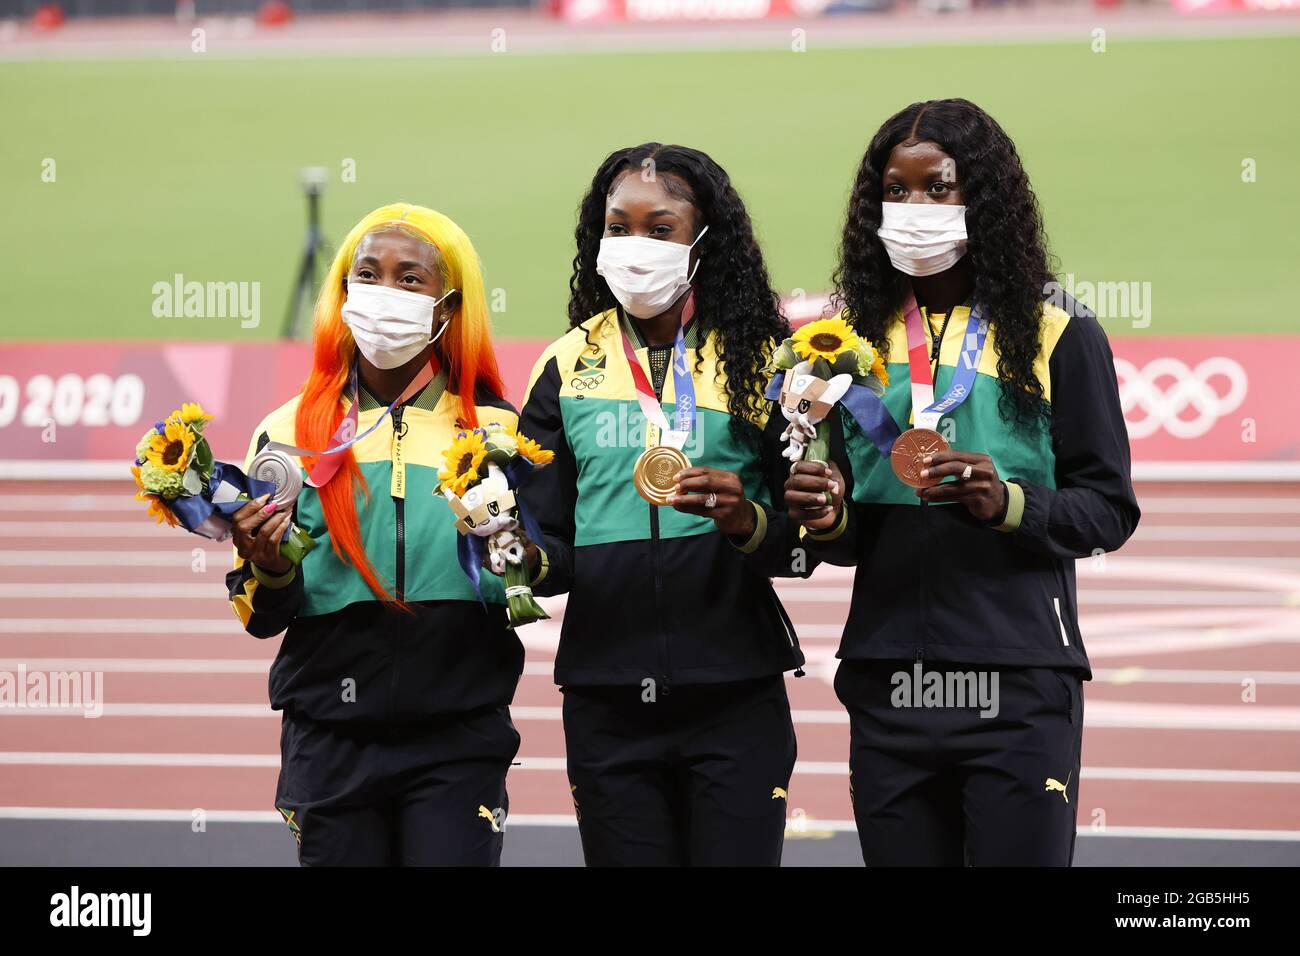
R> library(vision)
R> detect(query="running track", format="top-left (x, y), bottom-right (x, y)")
top-left (1, 478), bottom-right (1298, 864)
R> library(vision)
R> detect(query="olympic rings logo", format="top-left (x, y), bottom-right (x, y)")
top-left (1114, 356), bottom-right (1248, 439)
top-left (570, 374), bottom-right (605, 391)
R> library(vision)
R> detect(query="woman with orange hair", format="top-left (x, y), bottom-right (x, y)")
top-left (224, 203), bottom-right (524, 866)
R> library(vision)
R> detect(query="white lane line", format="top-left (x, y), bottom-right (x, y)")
top-left (0, 806), bottom-right (1296, 842)
top-left (0, 703), bottom-right (273, 717)
top-left (1078, 558), bottom-right (1300, 594)
top-left (1078, 826), bottom-right (1300, 843)
top-left (1083, 701), bottom-right (1300, 731)
top-left (1088, 627), bottom-right (1300, 658)
top-left (1134, 527), bottom-right (1300, 542)
top-left (0, 658), bottom-right (270, 674)
top-left (5, 752), bottom-right (1299, 785)
top-left (775, 587), bottom-right (1297, 606)
top-left (1136, 498), bottom-right (1300, 514)
top-left (1094, 667), bottom-right (1300, 685)
top-left (0, 619), bottom-right (239, 634)
top-left (4, 701), bottom-right (1297, 731)
top-left (0, 752), bottom-right (280, 767)
top-left (0, 551), bottom-right (221, 567)
top-left (0, 522), bottom-right (190, 537)
top-left (0, 496), bottom-right (138, 512)
top-left (0, 584), bottom-right (224, 599)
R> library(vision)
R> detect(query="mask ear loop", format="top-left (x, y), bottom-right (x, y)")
top-left (428, 288), bottom-right (458, 344)
top-left (685, 225), bottom-right (709, 284)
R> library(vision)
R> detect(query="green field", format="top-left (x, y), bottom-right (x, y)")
top-left (2, 35), bottom-right (1298, 341)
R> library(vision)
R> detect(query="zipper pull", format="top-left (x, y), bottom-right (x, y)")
top-left (390, 405), bottom-right (406, 500)
top-left (794, 666), bottom-right (806, 678)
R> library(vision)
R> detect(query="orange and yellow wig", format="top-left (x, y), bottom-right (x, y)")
top-left (295, 203), bottom-right (505, 604)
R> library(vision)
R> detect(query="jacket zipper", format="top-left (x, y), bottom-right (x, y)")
top-left (914, 310), bottom-right (947, 665)
top-left (645, 343), bottom-right (672, 696)
top-left (917, 500), bottom-right (928, 664)
top-left (389, 404), bottom-right (407, 720)
top-left (649, 502), bottom-right (671, 695)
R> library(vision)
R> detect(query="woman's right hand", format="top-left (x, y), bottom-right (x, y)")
top-left (232, 494), bottom-right (293, 575)
top-left (785, 460), bottom-right (844, 531)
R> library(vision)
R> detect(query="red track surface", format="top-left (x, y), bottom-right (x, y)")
top-left (2, 480), bottom-right (1299, 848)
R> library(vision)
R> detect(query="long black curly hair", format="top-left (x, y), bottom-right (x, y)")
top-left (568, 143), bottom-right (788, 433)
top-left (834, 99), bottom-right (1056, 425)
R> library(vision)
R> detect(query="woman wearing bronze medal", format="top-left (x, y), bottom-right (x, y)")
top-left (517, 144), bottom-right (807, 866)
top-left (225, 204), bottom-right (524, 865)
top-left (786, 100), bottom-right (1140, 865)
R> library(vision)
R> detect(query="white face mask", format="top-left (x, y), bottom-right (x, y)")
top-left (596, 226), bottom-right (708, 319)
top-left (341, 283), bottom-right (456, 370)
top-left (877, 203), bottom-right (968, 277)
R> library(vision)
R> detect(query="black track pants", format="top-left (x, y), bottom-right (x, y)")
top-left (562, 676), bottom-right (797, 867)
top-left (274, 705), bottom-right (520, 866)
top-left (834, 659), bottom-right (1084, 867)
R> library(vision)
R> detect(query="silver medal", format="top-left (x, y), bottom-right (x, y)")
top-left (248, 447), bottom-right (303, 509)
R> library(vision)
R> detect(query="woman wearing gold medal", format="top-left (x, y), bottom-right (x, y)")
top-left (787, 100), bottom-right (1140, 865)
top-left (517, 143), bottom-right (806, 866)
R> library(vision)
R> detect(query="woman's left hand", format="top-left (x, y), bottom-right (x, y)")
top-left (669, 466), bottom-right (755, 538)
top-left (916, 450), bottom-right (1007, 524)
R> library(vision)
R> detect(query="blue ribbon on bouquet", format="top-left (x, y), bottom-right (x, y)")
top-left (765, 374), bottom-right (901, 459)
top-left (165, 461), bottom-right (278, 539)
top-left (454, 455), bottom-right (547, 608)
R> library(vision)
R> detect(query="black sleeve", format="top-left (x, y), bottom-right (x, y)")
top-left (728, 411), bottom-right (824, 577)
top-left (1008, 311), bottom-right (1141, 558)
top-left (517, 356), bottom-right (578, 597)
top-left (226, 560), bottom-right (304, 638)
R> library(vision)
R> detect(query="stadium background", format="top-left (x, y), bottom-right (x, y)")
top-left (1, 0), bottom-right (1298, 866)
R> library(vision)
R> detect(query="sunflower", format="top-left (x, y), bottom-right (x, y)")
top-left (145, 419), bottom-right (195, 473)
top-left (439, 431), bottom-right (488, 496)
top-left (131, 465), bottom-right (180, 527)
top-left (515, 432), bottom-right (555, 466)
top-left (178, 402), bottom-right (214, 427)
top-left (792, 317), bottom-right (861, 363)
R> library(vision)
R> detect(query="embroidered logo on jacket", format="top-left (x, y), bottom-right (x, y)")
top-left (571, 345), bottom-right (606, 390)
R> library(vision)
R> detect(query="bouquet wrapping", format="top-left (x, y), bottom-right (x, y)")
top-left (764, 317), bottom-right (899, 463)
top-left (439, 422), bottom-right (554, 628)
top-left (130, 403), bottom-right (315, 564)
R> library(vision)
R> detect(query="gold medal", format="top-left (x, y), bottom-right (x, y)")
top-left (633, 445), bottom-right (690, 506)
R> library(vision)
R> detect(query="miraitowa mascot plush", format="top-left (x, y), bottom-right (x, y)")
top-left (443, 463), bottom-right (524, 574)
top-left (777, 361), bottom-right (853, 462)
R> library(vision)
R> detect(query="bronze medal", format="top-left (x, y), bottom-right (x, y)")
top-left (633, 445), bottom-right (690, 506)
top-left (890, 428), bottom-right (949, 489)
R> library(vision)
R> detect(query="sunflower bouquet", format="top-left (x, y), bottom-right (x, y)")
top-left (131, 403), bottom-right (315, 564)
top-left (765, 317), bottom-right (889, 465)
top-left (439, 422), bottom-right (555, 628)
